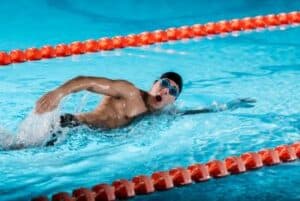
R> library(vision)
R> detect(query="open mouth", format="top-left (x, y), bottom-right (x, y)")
top-left (155, 95), bottom-right (162, 102)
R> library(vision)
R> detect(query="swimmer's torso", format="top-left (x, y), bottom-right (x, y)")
top-left (75, 90), bottom-right (148, 129)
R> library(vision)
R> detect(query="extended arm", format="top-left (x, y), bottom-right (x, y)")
top-left (180, 108), bottom-right (213, 115)
top-left (180, 98), bottom-right (256, 116)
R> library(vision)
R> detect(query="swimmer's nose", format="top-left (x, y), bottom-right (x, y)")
top-left (160, 88), bottom-right (168, 95)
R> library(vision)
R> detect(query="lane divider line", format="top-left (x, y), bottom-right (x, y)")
top-left (32, 142), bottom-right (300, 201)
top-left (0, 11), bottom-right (299, 66)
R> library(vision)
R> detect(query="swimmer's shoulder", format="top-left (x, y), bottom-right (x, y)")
top-left (113, 79), bottom-right (142, 97)
top-left (113, 79), bottom-right (136, 89)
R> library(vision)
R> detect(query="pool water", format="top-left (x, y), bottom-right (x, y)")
top-left (1, 1), bottom-right (300, 201)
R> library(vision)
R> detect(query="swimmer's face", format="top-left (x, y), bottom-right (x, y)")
top-left (150, 78), bottom-right (179, 109)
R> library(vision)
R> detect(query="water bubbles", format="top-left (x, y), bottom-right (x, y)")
top-left (0, 109), bottom-right (68, 150)
top-left (0, 127), bottom-right (15, 150)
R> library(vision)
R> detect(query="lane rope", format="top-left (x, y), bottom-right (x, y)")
top-left (32, 142), bottom-right (300, 201)
top-left (0, 11), bottom-right (299, 66)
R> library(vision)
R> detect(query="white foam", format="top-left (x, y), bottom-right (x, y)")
top-left (16, 110), bottom-right (62, 147)
top-left (0, 109), bottom-right (68, 150)
top-left (0, 127), bottom-right (16, 149)
top-left (0, 93), bottom-right (91, 150)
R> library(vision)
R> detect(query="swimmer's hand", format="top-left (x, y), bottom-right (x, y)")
top-left (35, 89), bottom-right (63, 114)
top-left (225, 98), bottom-right (256, 110)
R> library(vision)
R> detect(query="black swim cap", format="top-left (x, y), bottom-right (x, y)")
top-left (160, 72), bottom-right (183, 94)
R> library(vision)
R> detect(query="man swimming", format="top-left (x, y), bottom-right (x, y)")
top-left (36, 72), bottom-right (184, 129)
top-left (35, 71), bottom-right (255, 130)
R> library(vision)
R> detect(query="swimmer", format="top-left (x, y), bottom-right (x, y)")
top-left (36, 72), bottom-right (184, 129)
top-left (35, 72), bottom-right (256, 145)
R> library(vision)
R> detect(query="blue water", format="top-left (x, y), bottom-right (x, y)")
top-left (1, 0), bottom-right (300, 201)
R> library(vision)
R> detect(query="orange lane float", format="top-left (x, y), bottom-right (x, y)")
top-left (151, 171), bottom-right (174, 191)
top-left (169, 167), bottom-right (192, 186)
top-left (258, 149), bottom-right (281, 166)
top-left (241, 152), bottom-right (263, 170)
top-left (187, 164), bottom-right (210, 182)
top-left (70, 41), bottom-right (86, 55)
top-left (1, 11), bottom-right (299, 66)
top-left (275, 145), bottom-right (297, 162)
top-left (41, 46), bottom-right (56, 58)
top-left (84, 40), bottom-right (99, 52)
top-left (153, 30), bottom-right (168, 42)
top-left (98, 38), bottom-right (114, 50)
top-left (55, 44), bottom-right (71, 57)
top-left (225, 156), bottom-right (246, 174)
top-left (292, 142), bottom-right (300, 157)
top-left (206, 160), bottom-right (229, 178)
top-left (139, 32), bottom-right (156, 45)
top-left (132, 175), bottom-right (155, 195)
top-left (112, 180), bottom-right (135, 200)
top-left (92, 184), bottom-right (115, 201)
top-left (0, 52), bottom-right (12, 65)
top-left (111, 36), bottom-right (126, 49)
top-left (25, 48), bottom-right (42, 61)
top-left (10, 50), bottom-right (26, 63)
top-left (32, 142), bottom-right (300, 201)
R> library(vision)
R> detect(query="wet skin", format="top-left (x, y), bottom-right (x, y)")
top-left (35, 76), bottom-right (179, 129)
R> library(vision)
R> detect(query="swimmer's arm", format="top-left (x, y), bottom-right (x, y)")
top-left (35, 76), bottom-right (136, 114)
top-left (180, 108), bottom-right (214, 115)
top-left (179, 98), bottom-right (256, 116)
top-left (56, 76), bottom-right (136, 98)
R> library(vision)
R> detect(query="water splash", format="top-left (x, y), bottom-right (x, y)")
top-left (0, 109), bottom-right (68, 150)
top-left (0, 127), bottom-right (15, 150)
top-left (0, 93), bottom-right (91, 150)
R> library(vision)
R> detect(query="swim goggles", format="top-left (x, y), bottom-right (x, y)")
top-left (159, 78), bottom-right (179, 98)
